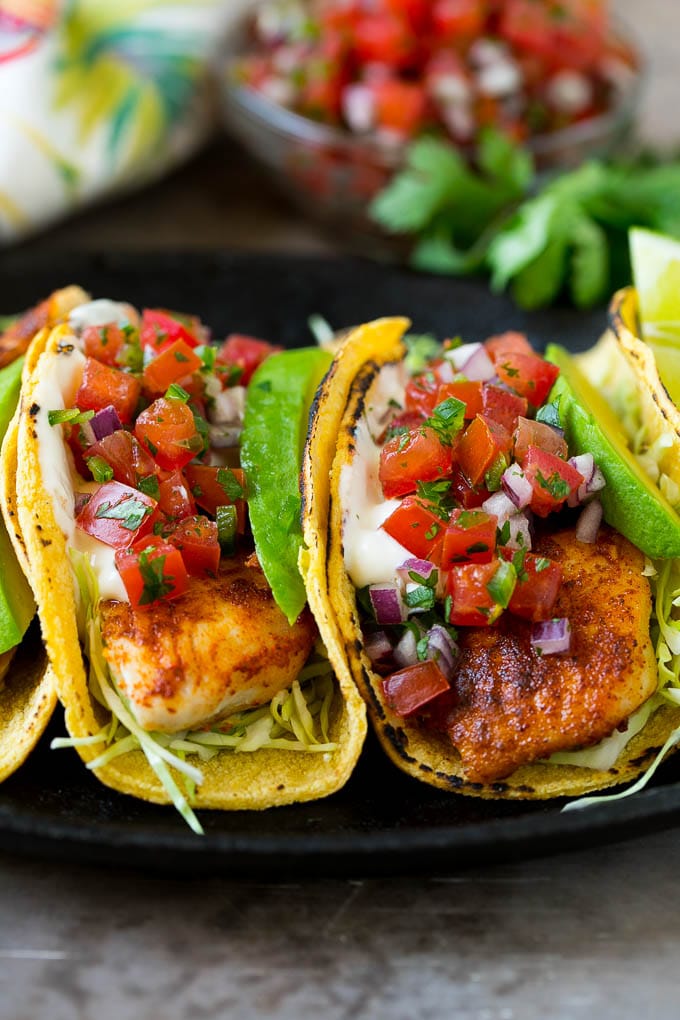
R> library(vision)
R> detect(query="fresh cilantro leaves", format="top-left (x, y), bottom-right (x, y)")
top-left (95, 495), bottom-right (151, 531)
top-left (371, 130), bottom-right (680, 310)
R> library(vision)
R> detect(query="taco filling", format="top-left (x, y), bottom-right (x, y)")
top-left (314, 323), bottom-right (679, 798)
top-left (13, 298), bottom-right (364, 829)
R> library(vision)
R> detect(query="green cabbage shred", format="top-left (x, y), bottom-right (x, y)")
top-left (52, 550), bottom-right (337, 833)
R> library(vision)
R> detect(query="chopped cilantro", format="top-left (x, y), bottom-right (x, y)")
top-left (408, 568), bottom-right (439, 589)
top-left (497, 520), bottom-right (511, 546)
top-left (405, 585), bottom-right (436, 611)
top-left (404, 334), bottom-right (440, 374)
top-left (423, 397), bottom-right (466, 446)
top-left (95, 495), bottom-right (152, 531)
top-left (137, 549), bottom-right (175, 606)
top-left (536, 469), bottom-right (570, 500)
top-left (138, 474), bottom-right (161, 500)
top-left (535, 557), bottom-right (552, 573)
top-left (535, 398), bottom-right (562, 429)
top-left (217, 467), bottom-right (245, 502)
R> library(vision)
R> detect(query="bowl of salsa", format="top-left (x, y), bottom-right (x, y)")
top-left (221, 0), bottom-right (641, 245)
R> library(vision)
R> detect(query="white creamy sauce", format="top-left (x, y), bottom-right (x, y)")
top-left (341, 362), bottom-right (412, 588)
top-left (33, 311), bottom-right (128, 603)
top-left (69, 299), bottom-right (136, 331)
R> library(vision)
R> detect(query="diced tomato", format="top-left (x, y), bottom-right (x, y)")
top-left (384, 0), bottom-right (430, 32)
top-left (448, 464), bottom-right (490, 508)
top-left (353, 13), bottom-right (417, 68)
top-left (513, 417), bottom-right (568, 465)
top-left (484, 331), bottom-right (534, 364)
top-left (441, 508), bottom-right (498, 566)
top-left (134, 397), bottom-right (202, 472)
top-left (373, 78), bottom-right (427, 136)
top-left (115, 535), bottom-right (188, 609)
top-left (404, 371), bottom-right (440, 416)
top-left (300, 65), bottom-right (345, 121)
top-left (142, 340), bottom-right (203, 396)
top-left (382, 659), bottom-right (450, 718)
top-left (379, 427), bottom-right (453, 499)
top-left (456, 414), bottom-right (511, 488)
top-left (217, 334), bottom-right (283, 387)
top-left (166, 515), bottom-right (220, 578)
top-left (76, 480), bottom-right (160, 549)
top-left (502, 549), bottom-right (563, 622)
top-left (446, 558), bottom-right (503, 626)
top-left (432, 0), bottom-right (486, 43)
top-left (481, 384), bottom-right (528, 433)
top-left (381, 410), bottom-right (427, 443)
top-left (381, 496), bottom-right (445, 559)
top-left (82, 323), bottom-right (127, 367)
top-left (75, 358), bottom-right (141, 425)
top-left (495, 351), bottom-right (560, 407)
top-left (183, 464), bottom-right (247, 533)
top-left (437, 380), bottom-right (483, 419)
top-left (86, 430), bottom-right (157, 489)
top-left (523, 446), bottom-right (584, 517)
top-left (140, 309), bottom-right (203, 353)
top-left (157, 470), bottom-right (196, 522)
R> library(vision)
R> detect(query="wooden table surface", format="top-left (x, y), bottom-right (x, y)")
top-left (2, 1), bottom-right (679, 1018)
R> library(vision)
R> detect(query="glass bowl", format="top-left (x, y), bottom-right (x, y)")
top-left (219, 19), bottom-right (642, 252)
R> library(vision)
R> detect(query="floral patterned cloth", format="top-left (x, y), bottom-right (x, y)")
top-left (0, 0), bottom-right (254, 243)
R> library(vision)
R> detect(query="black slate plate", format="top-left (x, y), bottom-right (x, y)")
top-left (1, 250), bottom-right (678, 878)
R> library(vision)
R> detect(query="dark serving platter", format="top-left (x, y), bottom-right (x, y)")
top-left (1, 249), bottom-right (678, 878)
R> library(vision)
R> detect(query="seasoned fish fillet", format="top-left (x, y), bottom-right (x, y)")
top-left (100, 553), bottom-right (317, 733)
top-left (442, 527), bottom-right (657, 783)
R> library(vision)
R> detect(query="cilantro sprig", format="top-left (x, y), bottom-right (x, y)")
top-left (371, 129), bottom-right (680, 309)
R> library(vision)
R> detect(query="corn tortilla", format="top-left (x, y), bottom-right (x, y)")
top-left (13, 323), bottom-right (366, 810)
top-left (306, 319), bottom-right (680, 800)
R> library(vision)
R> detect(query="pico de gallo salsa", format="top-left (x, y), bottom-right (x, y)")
top-left (48, 308), bottom-right (281, 609)
top-left (359, 330), bottom-right (608, 722)
top-left (233, 0), bottom-right (630, 146)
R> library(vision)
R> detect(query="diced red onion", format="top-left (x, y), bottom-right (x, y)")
top-left (426, 625), bottom-right (459, 681)
top-left (90, 405), bottom-right (123, 441)
top-left (459, 345), bottom-right (496, 382)
top-left (364, 630), bottom-right (393, 671)
top-left (342, 83), bottom-right (376, 133)
top-left (444, 342), bottom-right (481, 370)
top-left (531, 618), bottom-right (572, 655)
top-left (434, 358), bottom-right (455, 384)
top-left (369, 583), bottom-right (407, 625)
top-left (394, 628), bottom-right (419, 668)
top-left (74, 491), bottom-right (91, 516)
top-left (482, 491), bottom-right (517, 524)
top-left (505, 512), bottom-right (533, 551)
top-left (76, 419), bottom-right (97, 449)
top-left (575, 498), bottom-right (603, 543)
top-left (501, 464), bottom-right (532, 509)
top-left (568, 454), bottom-right (606, 506)
top-left (396, 558), bottom-right (437, 585)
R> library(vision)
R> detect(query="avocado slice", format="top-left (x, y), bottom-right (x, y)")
top-left (546, 344), bottom-right (680, 560)
top-left (0, 357), bottom-right (35, 655)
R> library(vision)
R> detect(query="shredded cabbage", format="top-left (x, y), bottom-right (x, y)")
top-left (52, 549), bottom-right (338, 833)
top-left (563, 556), bottom-right (680, 811)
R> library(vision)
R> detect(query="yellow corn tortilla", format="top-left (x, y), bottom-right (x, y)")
top-left (13, 322), bottom-right (366, 811)
top-left (0, 397), bottom-right (57, 781)
top-left (305, 319), bottom-right (680, 800)
top-left (579, 287), bottom-right (680, 495)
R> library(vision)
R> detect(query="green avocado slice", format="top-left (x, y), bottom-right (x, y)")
top-left (0, 357), bottom-right (35, 655)
top-left (546, 343), bottom-right (680, 559)
top-left (241, 347), bottom-right (333, 624)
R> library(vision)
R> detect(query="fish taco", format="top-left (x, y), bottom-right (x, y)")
top-left (9, 298), bottom-right (365, 830)
top-left (302, 317), bottom-right (680, 800)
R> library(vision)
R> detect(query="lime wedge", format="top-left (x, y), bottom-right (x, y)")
top-left (629, 228), bottom-right (680, 402)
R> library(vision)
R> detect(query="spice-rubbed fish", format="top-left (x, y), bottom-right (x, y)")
top-left (101, 555), bottom-right (317, 733)
top-left (442, 528), bottom-right (657, 783)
